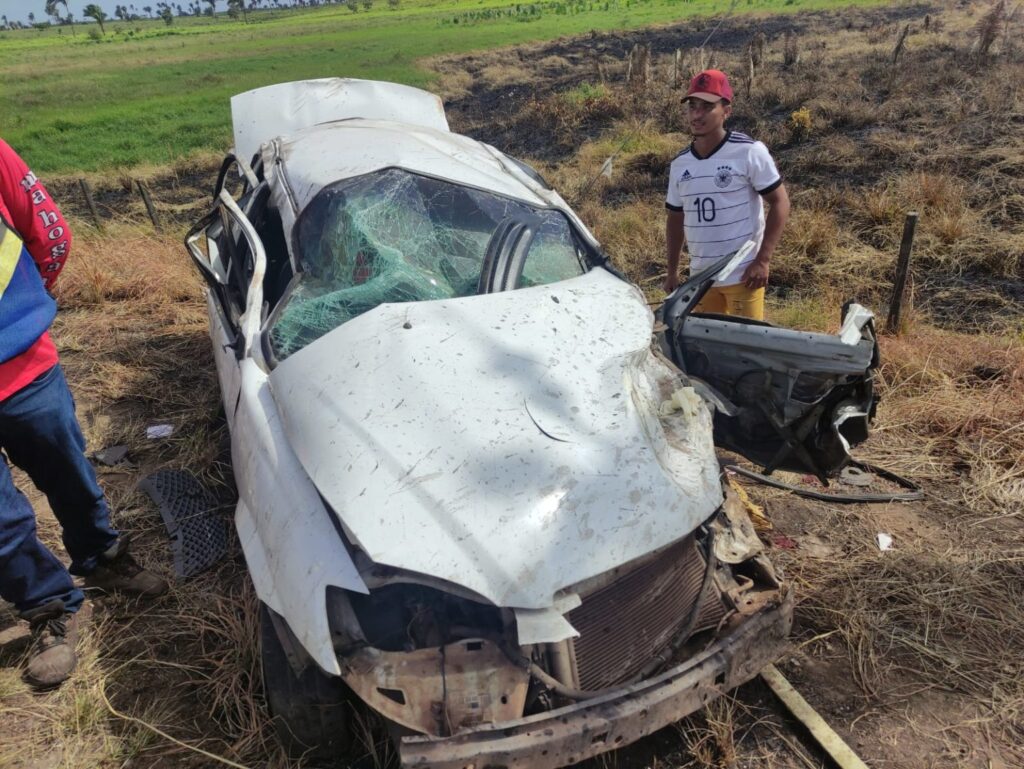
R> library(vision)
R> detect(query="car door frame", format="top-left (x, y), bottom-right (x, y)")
top-left (186, 171), bottom-right (268, 425)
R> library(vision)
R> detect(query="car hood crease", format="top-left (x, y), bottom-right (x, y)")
top-left (268, 270), bottom-right (723, 610)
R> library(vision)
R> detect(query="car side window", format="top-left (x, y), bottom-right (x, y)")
top-left (518, 220), bottom-right (588, 289)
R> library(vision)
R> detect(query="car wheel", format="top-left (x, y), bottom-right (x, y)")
top-left (259, 602), bottom-right (355, 763)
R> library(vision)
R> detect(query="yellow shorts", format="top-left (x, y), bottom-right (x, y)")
top-left (693, 284), bottom-right (765, 321)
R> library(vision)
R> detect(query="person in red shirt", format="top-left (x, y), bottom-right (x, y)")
top-left (0, 139), bottom-right (167, 689)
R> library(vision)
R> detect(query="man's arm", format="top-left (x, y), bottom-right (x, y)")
top-left (0, 140), bottom-right (72, 289)
top-left (663, 208), bottom-right (686, 293)
top-left (741, 183), bottom-right (790, 290)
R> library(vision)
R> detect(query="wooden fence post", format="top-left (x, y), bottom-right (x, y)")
top-left (78, 179), bottom-right (103, 231)
top-left (136, 179), bottom-right (162, 232)
top-left (885, 211), bottom-right (918, 334)
top-left (625, 43), bottom-right (637, 82)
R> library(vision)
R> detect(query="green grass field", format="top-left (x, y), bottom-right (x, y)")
top-left (1, 0), bottom-right (887, 173)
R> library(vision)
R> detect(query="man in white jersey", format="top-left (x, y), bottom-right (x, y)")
top-left (663, 69), bottom-right (790, 320)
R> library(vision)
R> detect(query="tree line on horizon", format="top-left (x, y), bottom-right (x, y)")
top-left (0, 0), bottom-right (400, 31)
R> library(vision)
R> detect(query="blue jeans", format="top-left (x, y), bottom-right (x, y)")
top-left (0, 364), bottom-right (119, 614)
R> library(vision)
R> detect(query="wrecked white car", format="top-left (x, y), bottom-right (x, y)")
top-left (185, 79), bottom-right (816, 768)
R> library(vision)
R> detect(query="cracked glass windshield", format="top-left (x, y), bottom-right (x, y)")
top-left (269, 168), bottom-right (591, 359)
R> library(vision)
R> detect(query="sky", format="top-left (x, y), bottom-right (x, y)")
top-left (0, 1), bottom-right (227, 24)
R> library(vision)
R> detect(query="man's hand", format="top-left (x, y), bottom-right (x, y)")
top-left (741, 259), bottom-right (769, 289)
top-left (663, 272), bottom-right (680, 293)
top-left (742, 184), bottom-right (789, 291)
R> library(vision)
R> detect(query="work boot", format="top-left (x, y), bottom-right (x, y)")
top-left (21, 600), bottom-right (78, 689)
top-left (82, 536), bottom-right (169, 597)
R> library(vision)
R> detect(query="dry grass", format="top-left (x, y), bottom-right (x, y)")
top-left (675, 697), bottom-right (739, 768)
top-left (478, 63), bottom-right (537, 89)
top-left (874, 328), bottom-right (1024, 507)
top-left (760, 320), bottom-right (1024, 767)
top-left (57, 231), bottom-right (198, 309)
top-left (421, 58), bottom-right (475, 101)
top-left (575, 198), bottom-right (665, 286)
top-left (437, 2), bottom-right (1024, 767)
top-left (0, 222), bottom-right (263, 768)
top-left (782, 542), bottom-right (1024, 768)
top-left (4, 3), bottom-right (1024, 769)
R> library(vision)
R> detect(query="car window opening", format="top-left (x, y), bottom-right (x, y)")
top-left (269, 168), bottom-right (591, 360)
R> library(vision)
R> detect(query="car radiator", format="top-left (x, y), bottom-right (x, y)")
top-left (568, 535), bottom-right (727, 691)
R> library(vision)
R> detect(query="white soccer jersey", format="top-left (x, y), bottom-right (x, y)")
top-left (666, 130), bottom-right (782, 286)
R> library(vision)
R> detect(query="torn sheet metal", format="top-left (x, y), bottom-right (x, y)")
top-left (269, 269), bottom-right (723, 612)
top-left (839, 304), bottom-right (874, 345)
top-left (231, 78), bottom-right (449, 166)
top-left (342, 639), bottom-right (529, 736)
top-left (832, 403), bottom-right (871, 453)
top-left (514, 592), bottom-right (582, 645)
top-left (713, 486), bottom-right (764, 564)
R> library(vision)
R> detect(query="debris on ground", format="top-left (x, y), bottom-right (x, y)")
top-left (91, 445), bottom-right (129, 466)
top-left (138, 469), bottom-right (227, 578)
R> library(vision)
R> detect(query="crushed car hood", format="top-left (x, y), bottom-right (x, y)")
top-left (268, 269), bottom-right (723, 609)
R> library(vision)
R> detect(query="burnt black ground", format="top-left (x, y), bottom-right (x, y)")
top-left (445, 3), bottom-right (936, 161)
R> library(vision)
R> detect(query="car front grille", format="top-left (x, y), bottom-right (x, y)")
top-left (568, 535), bottom-right (727, 691)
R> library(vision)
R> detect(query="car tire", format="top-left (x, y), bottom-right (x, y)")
top-left (259, 602), bottom-right (355, 764)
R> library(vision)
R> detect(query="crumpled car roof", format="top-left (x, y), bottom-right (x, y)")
top-left (266, 119), bottom-right (551, 216)
top-left (231, 77), bottom-right (450, 164)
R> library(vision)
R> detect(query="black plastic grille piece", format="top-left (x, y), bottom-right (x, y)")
top-left (139, 469), bottom-right (228, 578)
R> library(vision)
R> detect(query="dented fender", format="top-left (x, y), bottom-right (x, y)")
top-left (232, 358), bottom-right (368, 675)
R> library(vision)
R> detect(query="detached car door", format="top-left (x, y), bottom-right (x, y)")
top-left (660, 256), bottom-right (879, 482)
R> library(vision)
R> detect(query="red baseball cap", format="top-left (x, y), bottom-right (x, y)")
top-left (685, 69), bottom-right (734, 103)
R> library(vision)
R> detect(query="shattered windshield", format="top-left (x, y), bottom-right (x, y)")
top-left (268, 168), bottom-right (591, 360)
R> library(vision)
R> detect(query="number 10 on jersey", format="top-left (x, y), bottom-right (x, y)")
top-left (692, 197), bottom-right (716, 223)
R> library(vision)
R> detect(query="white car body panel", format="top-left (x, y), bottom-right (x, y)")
top-left (513, 592), bottom-right (583, 645)
top-left (264, 119), bottom-right (551, 216)
top-left (231, 358), bottom-right (369, 675)
top-left (206, 294), bottom-right (241, 430)
top-left (244, 84), bottom-right (601, 267)
top-left (259, 119), bottom-right (582, 268)
top-left (267, 269), bottom-right (724, 612)
top-left (231, 78), bottom-right (449, 166)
